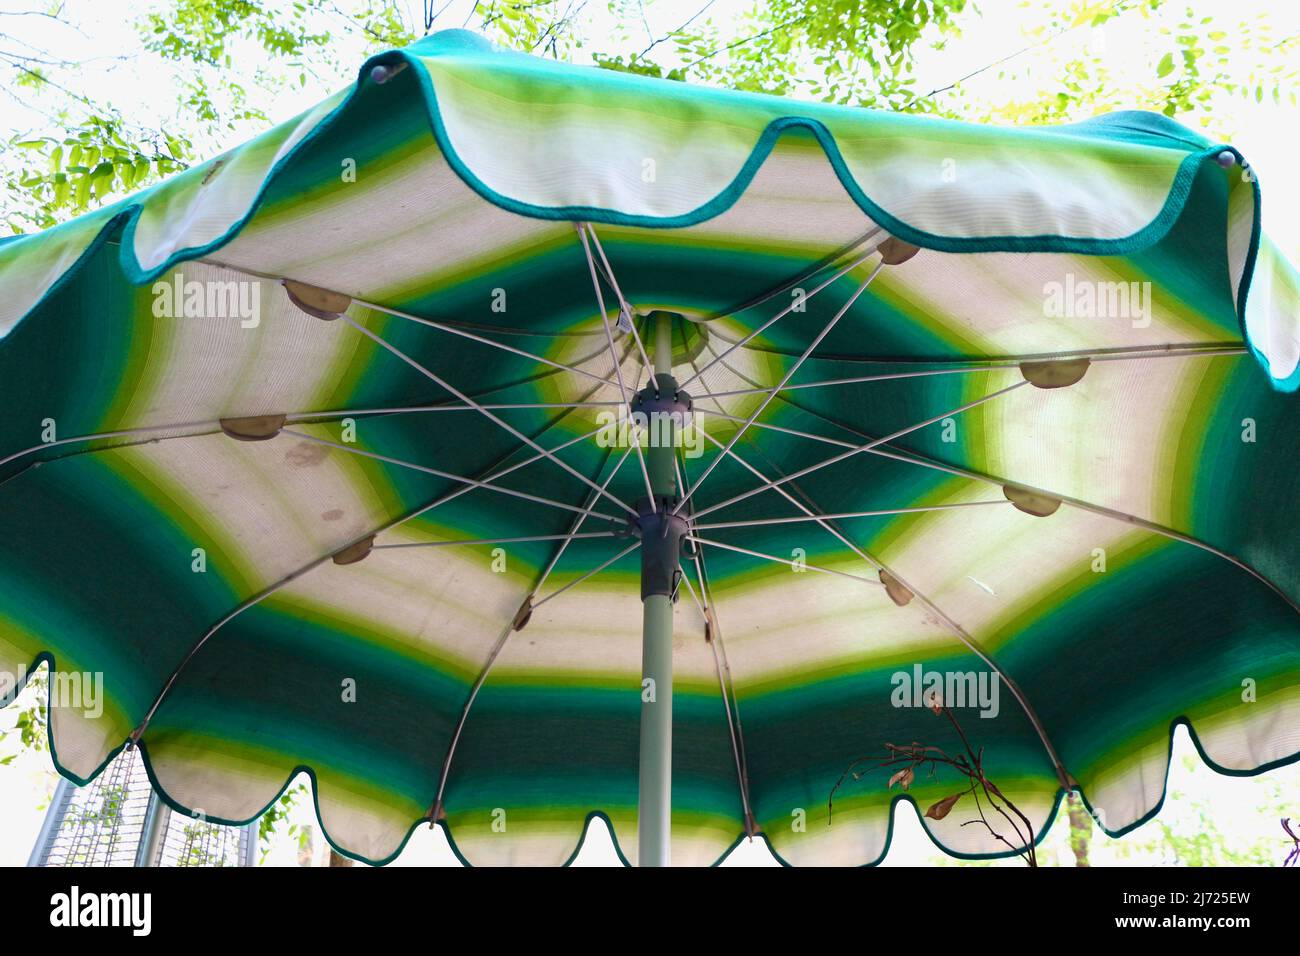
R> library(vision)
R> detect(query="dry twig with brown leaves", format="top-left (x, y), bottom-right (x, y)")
top-left (829, 699), bottom-right (1039, 867)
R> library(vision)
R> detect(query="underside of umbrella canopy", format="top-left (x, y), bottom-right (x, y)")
top-left (1, 29), bottom-right (1297, 866)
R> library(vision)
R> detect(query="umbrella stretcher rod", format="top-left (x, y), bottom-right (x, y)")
top-left (638, 311), bottom-right (684, 867)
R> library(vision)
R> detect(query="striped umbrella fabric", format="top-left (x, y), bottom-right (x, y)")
top-left (0, 29), bottom-right (1297, 866)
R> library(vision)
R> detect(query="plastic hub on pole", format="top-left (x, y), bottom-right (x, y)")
top-left (632, 496), bottom-right (689, 601)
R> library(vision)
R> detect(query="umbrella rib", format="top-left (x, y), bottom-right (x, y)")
top-left (701, 225), bottom-right (888, 321)
top-left (678, 232), bottom-right (886, 390)
top-left (689, 363), bottom-right (941, 569)
top-left (577, 224), bottom-right (657, 503)
top-left (0, 358), bottom-right (622, 482)
top-left (536, 444), bottom-right (635, 594)
top-left (676, 449), bottom-right (758, 838)
top-left (341, 315), bottom-right (639, 518)
top-left (282, 427), bottom-right (621, 522)
top-left (703, 346), bottom-right (1250, 397)
top-left (0, 420), bottom-right (222, 482)
top-left (694, 408), bottom-right (857, 448)
top-left (705, 366), bottom-right (993, 398)
top-left (582, 224), bottom-right (654, 370)
top-left (687, 536), bottom-right (884, 587)
top-left (696, 427), bottom-right (887, 567)
top-left (286, 402), bottom-right (621, 420)
top-left (373, 531), bottom-right (618, 550)
top-left (679, 563), bottom-right (708, 617)
top-left (696, 342), bottom-right (966, 454)
top-left (1086, 345), bottom-right (1250, 363)
top-left (130, 551), bottom-right (334, 744)
top-left (427, 615), bottom-right (517, 825)
top-left (128, 405), bottom-right (605, 745)
top-left (693, 501), bottom-right (1013, 530)
top-left (678, 565), bottom-right (757, 834)
top-left (530, 541), bottom-right (641, 610)
top-left (869, 555), bottom-right (1078, 791)
top-left (675, 262), bottom-right (885, 516)
top-left (687, 358), bottom-right (888, 606)
top-left (583, 221), bottom-right (672, 506)
top-left (699, 337), bottom-right (1252, 366)
top-left (344, 295), bottom-right (623, 391)
top-left (865, 443), bottom-right (1300, 618)
top-left (200, 256), bottom-right (625, 390)
top-left (695, 341), bottom-right (899, 450)
top-left (705, 602), bottom-right (758, 840)
top-left (691, 426), bottom-right (942, 737)
top-left (690, 379), bottom-right (1029, 521)
top-left (0, 404), bottom-right (618, 487)
top-left (427, 445), bottom-right (634, 820)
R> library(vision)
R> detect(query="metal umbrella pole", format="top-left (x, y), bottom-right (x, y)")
top-left (636, 312), bottom-right (689, 866)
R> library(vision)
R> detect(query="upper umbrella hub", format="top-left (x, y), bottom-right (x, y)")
top-left (629, 374), bottom-right (693, 427)
top-left (628, 369), bottom-right (693, 501)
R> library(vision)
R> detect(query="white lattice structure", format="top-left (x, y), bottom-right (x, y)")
top-left (28, 746), bottom-right (255, 867)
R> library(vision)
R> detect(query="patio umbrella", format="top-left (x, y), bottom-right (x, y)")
top-left (1, 29), bottom-right (1297, 867)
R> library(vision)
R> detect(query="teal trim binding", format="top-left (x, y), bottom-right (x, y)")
top-left (404, 36), bottom-right (1212, 253)
top-left (2, 30), bottom-right (1291, 389)
top-left (1234, 173), bottom-right (1300, 393)
top-left (12, 649), bottom-right (1300, 867)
